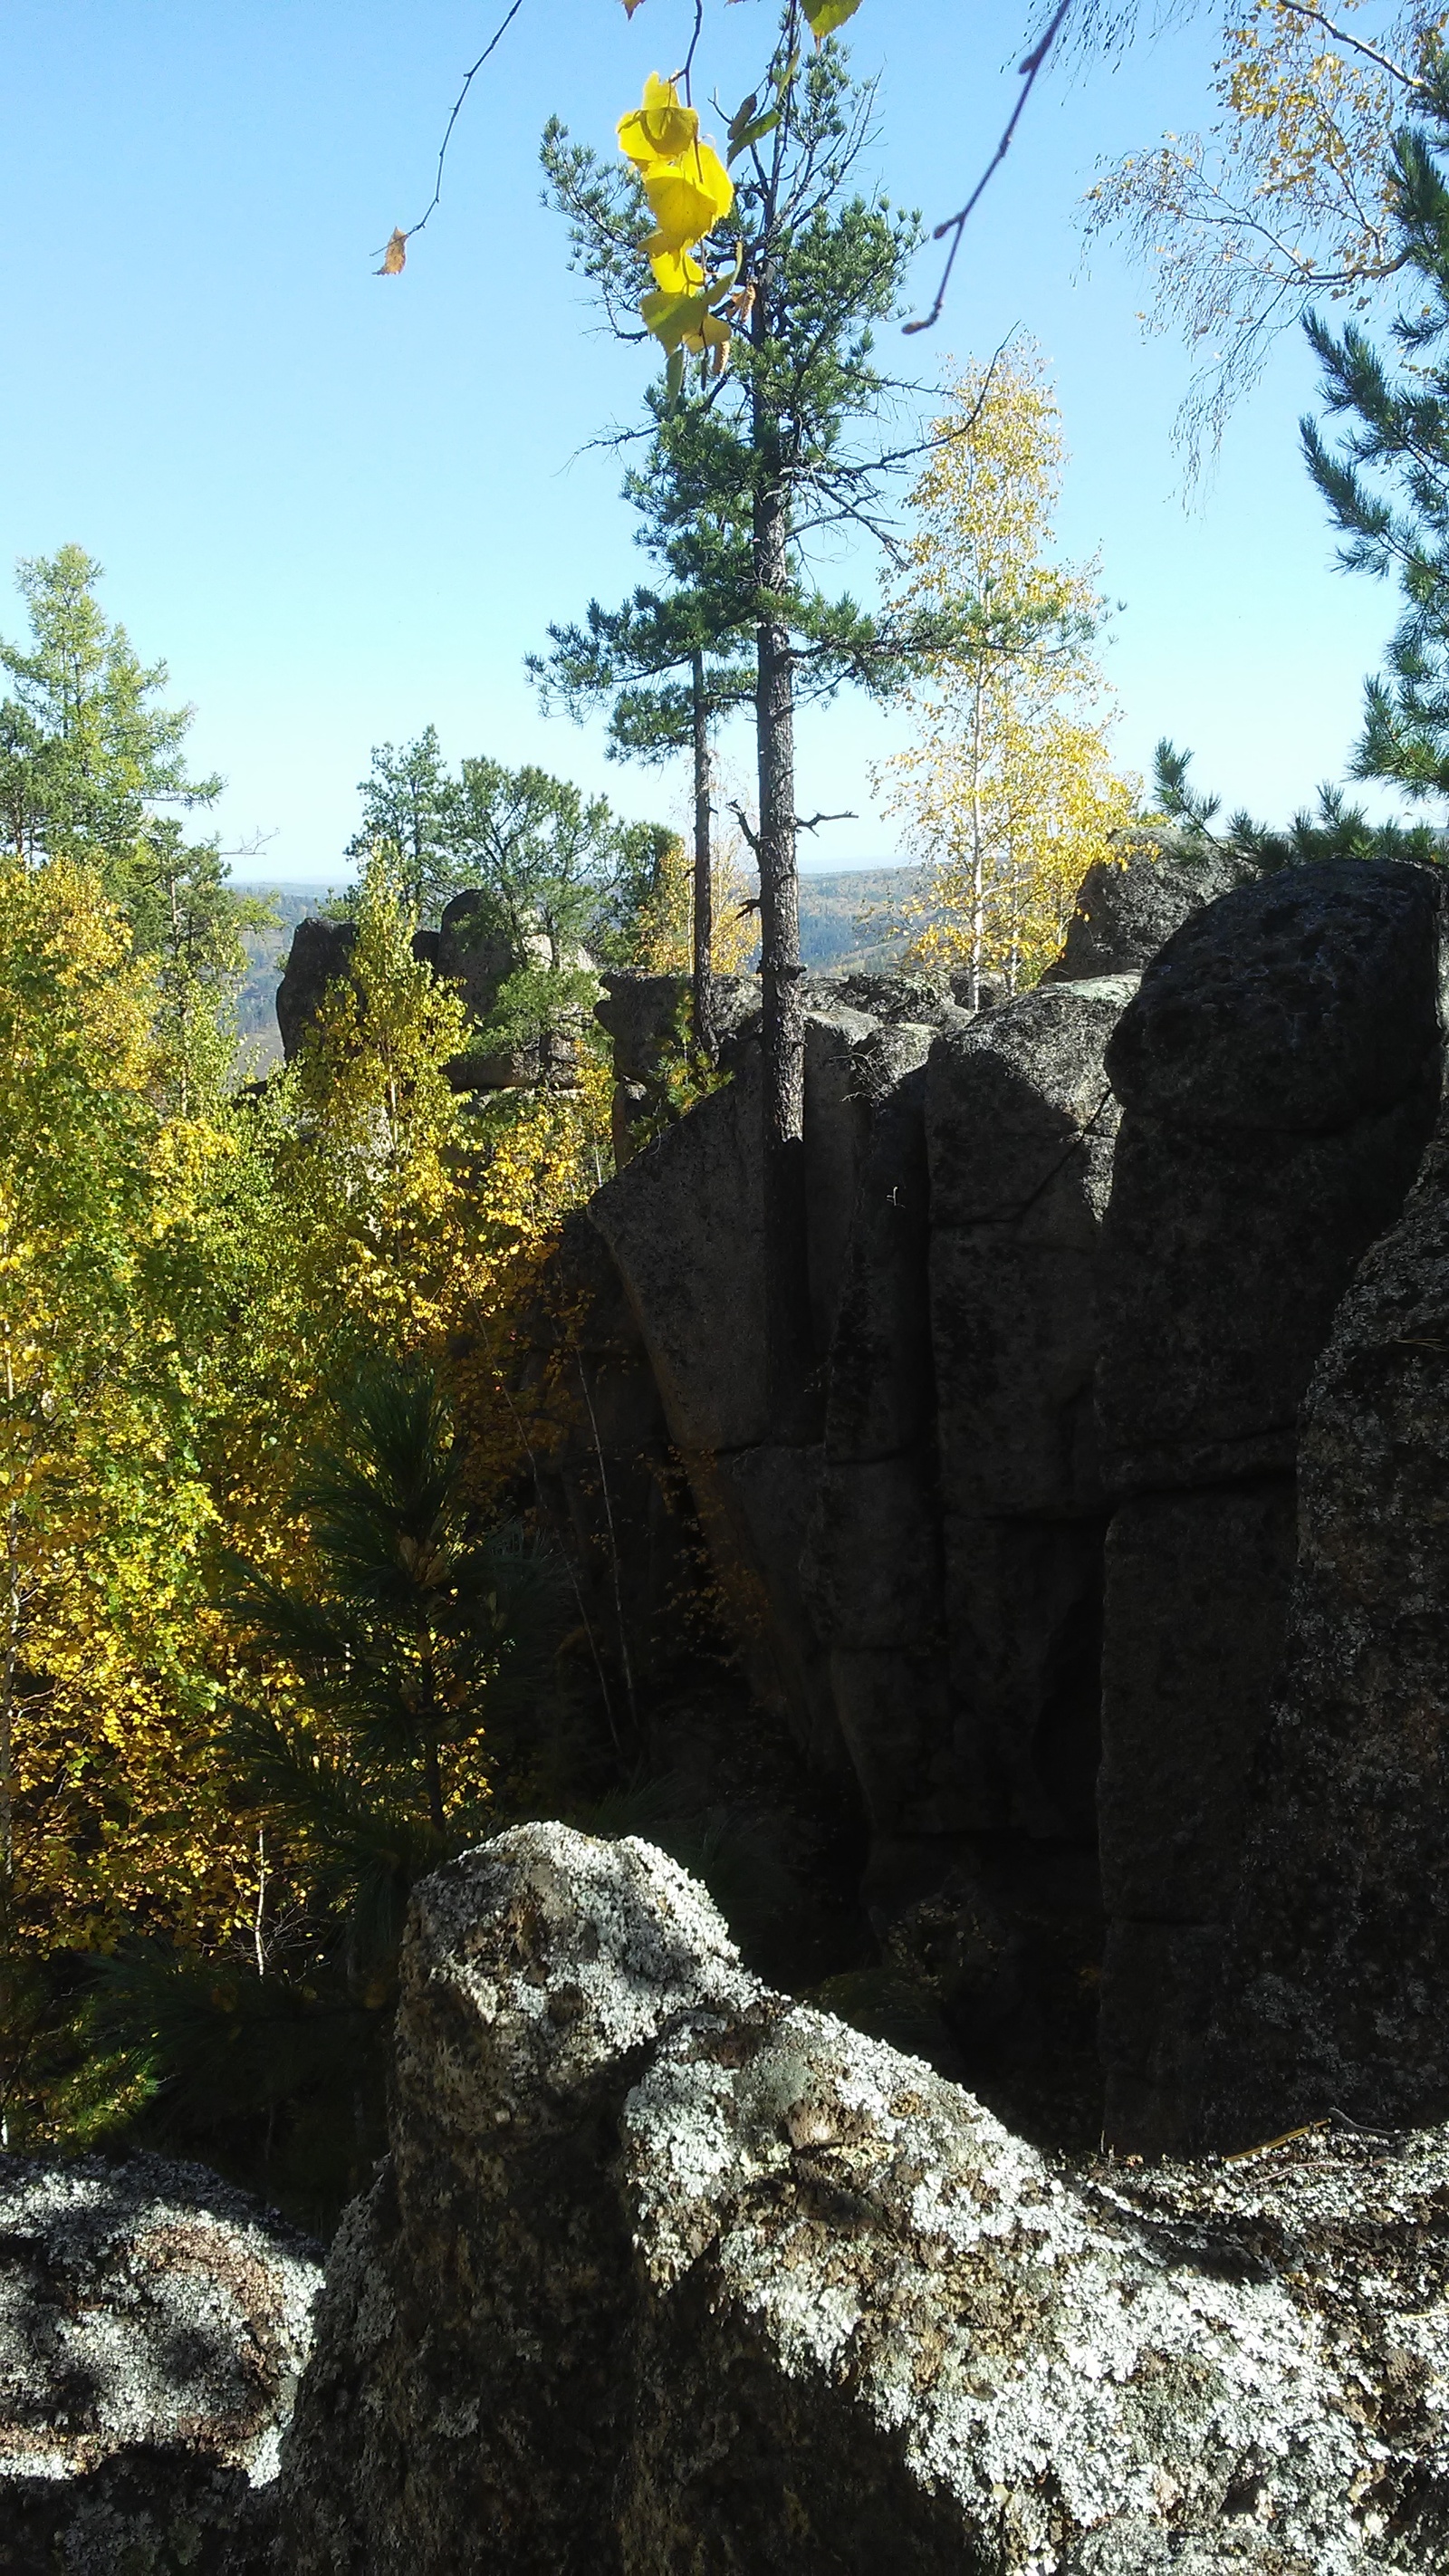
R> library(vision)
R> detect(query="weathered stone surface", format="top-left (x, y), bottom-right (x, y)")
top-left (1043, 830), bottom-right (1256, 985)
top-left (941, 1513), bottom-right (1105, 1838)
top-left (1098, 1102), bottom-right (1438, 1489)
top-left (1204, 1120), bottom-right (1449, 2148)
top-left (0, 2150), bottom-right (320, 2575)
top-left (1095, 859), bottom-right (1444, 2153)
top-left (803, 1005), bottom-right (888, 1355)
top-left (1098, 862), bottom-right (1444, 1488)
top-left (926, 976), bottom-right (1134, 1239)
top-left (927, 976), bottom-right (1135, 1523)
top-left (590, 1053), bottom-right (768, 1455)
top-left (820, 1056), bottom-right (933, 1466)
top-left (278, 1828), bottom-right (755, 2575)
top-left (283, 1826), bottom-right (1449, 2573)
top-left (1098, 1482), bottom-right (1298, 1927)
top-left (1106, 855), bottom-right (1444, 1136)
top-left (274, 917), bottom-right (357, 1062)
top-left (924, 977), bottom-right (1135, 1898)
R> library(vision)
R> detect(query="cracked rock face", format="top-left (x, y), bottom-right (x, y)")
top-left (0, 2149), bottom-right (321, 2574)
top-left (279, 1824), bottom-right (1449, 2572)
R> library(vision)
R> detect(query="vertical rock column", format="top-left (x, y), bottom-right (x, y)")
top-left (1204, 1109), bottom-right (1449, 2143)
top-left (1095, 859), bottom-right (1444, 2153)
top-left (915, 977), bottom-right (1137, 2128)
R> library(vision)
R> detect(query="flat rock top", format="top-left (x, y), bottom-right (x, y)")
top-left (1106, 857), bottom-right (1444, 1131)
top-left (0, 2150), bottom-right (322, 2488)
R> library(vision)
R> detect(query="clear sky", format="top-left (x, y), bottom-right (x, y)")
top-left (1, 1), bottom-right (1418, 879)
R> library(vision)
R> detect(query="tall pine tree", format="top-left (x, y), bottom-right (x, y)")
top-left (544, 19), bottom-right (940, 1413)
top-left (1303, 44), bottom-right (1449, 801)
top-left (529, 399), bottom-right (754, 1057)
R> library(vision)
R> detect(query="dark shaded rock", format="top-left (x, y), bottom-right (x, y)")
top-left (1098, 1096), bottom-right (1438, 1490)
top-left (925, 977), bottom-right (1136, 1866)
top-left (1096, 1481), bottom-right (1298, 2150)
top-left (820, 1056), bottom-right (934, 1466)
top-left (0, 2151), bottom-right (320, 2574)
top-left (805, 1011), bottom-right (934, 1360)
top-left (1105, 853), bottom-right (1443, 1134)
top-left (939, 1513), bottom-right (1105, 1839)
top-left (590, 1053), bottom-right (767, 1456)
top-left (274, 917), bottom-right (356, 1062)
top-left (1042, 827), bottom-right (1258, 984)
top-left (1094, 856), bottom-right (1444, 2153)
top-left (1204, 1117), bottom-right (1449, 2146)
top-left (281, 1826), bottom-right (1449, 2574)
top-left (436, 888), bottom-right (517, 1021)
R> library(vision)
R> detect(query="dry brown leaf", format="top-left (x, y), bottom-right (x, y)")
top-left (621, 0), bottom-right (646, 14)
top-left (377, 228), bottom-right (408, 276)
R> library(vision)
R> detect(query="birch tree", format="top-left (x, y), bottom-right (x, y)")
top-left (878, 347), bottom-right (1136, 1000)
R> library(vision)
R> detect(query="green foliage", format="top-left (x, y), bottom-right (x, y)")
top-left (541, 28), bottom-right (941, 720)
top-left (528, 394), bottom-right (756, 763)
top-left (223, 1358), bottom-right (565, 1841)
top-left (0, 545), bottom-right (222, 879)
top-left (346, 724), bottom-right (456, 919)
top-left (1301, 45), bottom-right (1449, 801)
top-left (1151, 737), bottom-right (1444, 866)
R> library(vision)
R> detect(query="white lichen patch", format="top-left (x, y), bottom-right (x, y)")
top-left (0, 2153), bottom-right (321, 2488)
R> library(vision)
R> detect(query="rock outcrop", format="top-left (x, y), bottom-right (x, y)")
top-left (1094, 858), bottom-right (1444, 2152)
top-left (275, 890), bottom-right (595, 1091)
top-left (1204, 1101), bottom-right (1449, 2145)
top-left (1042, 827), bottom-right (1255, 984)
top-left (281, 1824), bottom-right (1449, 2574)
top-left (0, 2150), bottom-right (321, 2575)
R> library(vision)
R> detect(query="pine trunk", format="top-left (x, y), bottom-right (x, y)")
top-left (753, 457), bottom-right (813, 1420)
top-left (690, 650), bottom-right (715, 1062)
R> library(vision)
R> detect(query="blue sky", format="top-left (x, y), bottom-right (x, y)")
top-left (1, 1), bottom-right (1418, 879)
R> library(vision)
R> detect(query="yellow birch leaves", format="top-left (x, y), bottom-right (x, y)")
top-left (617, 73), bottom-right (736, 388)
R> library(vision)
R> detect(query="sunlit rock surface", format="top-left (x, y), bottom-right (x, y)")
top-left (0, 2149), bottom-right (321, 2574)
top-left (280, 1824), bottom-right (1449, 2572)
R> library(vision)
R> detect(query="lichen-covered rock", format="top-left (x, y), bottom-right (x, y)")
top-left (1042, 830), bottom-right (1256, 985)
top-left (281, 1825), bottom-right (1449, 2573)
top-left (278, 1827), bottom-right (755, 2576)
top-left (1204, 1114), bottom-right (1449, 2147)
top-left (0, 2150), bottom-right (321, 2574)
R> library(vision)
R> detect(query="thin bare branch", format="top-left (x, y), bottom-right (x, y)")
top-left (906, 0), bottom-right (1072, 335)
top-left (385, 0), bottom-right (530, 257)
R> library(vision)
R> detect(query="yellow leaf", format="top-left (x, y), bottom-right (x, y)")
top-left (621, 0), bottom-right (645, 14)
top-left (802, 0), bottom-right (864, 34)
top-left (640, 145), bottom-right (734, 251)
top-left (618, 72), bottom-right (699, 168)
top-left (639, 286), bottom-right (711, 350)
top-left (377, 228), bottom-right (408, 276)
top-left (648, 244), bottom-right (705, 293)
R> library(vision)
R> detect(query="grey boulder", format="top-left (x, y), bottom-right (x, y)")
top-left (279, 1824), bottom-right (1449, 2572)
top-left (0, 2149), bottom-right (321, 2574)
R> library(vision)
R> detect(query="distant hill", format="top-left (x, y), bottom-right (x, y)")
top-left (796, 864), bottom-right (922, 971)
top-left (226, 863), bottom-right (931, 1068)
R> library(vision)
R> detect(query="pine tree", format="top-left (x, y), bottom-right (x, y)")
top-left (347, 726), bottom-right (457, 920)
top-left (529, 400), bottom-right (755, 1056)
top-left (543, 19), bottom-right (942, 1414)
top-left (1302, 45), bottom-right (1449, 801)
top-left (0, 546), bottom-right (221, 879)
